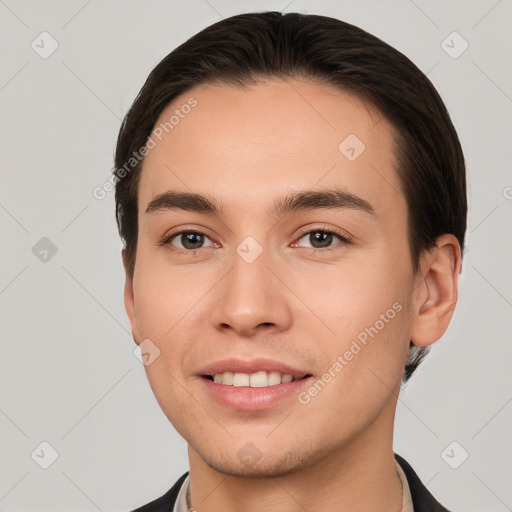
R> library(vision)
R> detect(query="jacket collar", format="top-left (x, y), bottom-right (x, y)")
top-left (394, 453), bottom-right (451, 511)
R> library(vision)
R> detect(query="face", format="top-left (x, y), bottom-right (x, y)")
top-left (125, 79), bottom-right (425, 477)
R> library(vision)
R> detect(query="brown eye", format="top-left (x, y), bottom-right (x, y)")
top-left (169, 231), bottom-right (213, 250)
top-left (297, 230), bottom-right (349, 250)
top-left (310, 231), bottom-right (334, 248)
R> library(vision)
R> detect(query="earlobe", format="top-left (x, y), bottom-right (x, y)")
top-left (122, 249), bottom-right (141, 346)
top-left (410, 234), bottom-right (462, 348)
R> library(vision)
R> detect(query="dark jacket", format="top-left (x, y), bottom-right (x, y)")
top-left (130, 453), bottom-right (451, 511)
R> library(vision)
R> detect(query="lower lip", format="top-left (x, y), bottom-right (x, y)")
top-left (200, 376), bottom-right (313, 411)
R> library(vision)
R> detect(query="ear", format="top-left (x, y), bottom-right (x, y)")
top-left (410, 234), bottom-right (462, 347)
top-left (122, 249), bottom-right (141, 346)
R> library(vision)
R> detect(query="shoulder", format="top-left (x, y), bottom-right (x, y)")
top-left (394, 453), bottom-right (452, 512)
top-left (129, 472), bottom-right (189, 512)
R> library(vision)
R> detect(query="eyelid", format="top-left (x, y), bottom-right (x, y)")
top-left (293, 224), bottom-right (353, 246)
top-left (158, 226), bottom-right (218, 248)
top-left (158, 224), bottom-right (353, 253)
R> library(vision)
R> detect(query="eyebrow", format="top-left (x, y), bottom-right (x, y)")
top-left (269, 189), bottom-right (375, 217)
top-left (145, 189), bottom-right (375, 217)
top-left (145, 191), bottom-right (224, 215)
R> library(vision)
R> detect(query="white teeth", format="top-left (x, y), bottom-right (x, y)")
top-left (221, 371), bottom-right (234, 385)
top-left (233, 373), bottom-right (250, 387)
top-left (249, 371), bottom-right (268, 388)
top-left (211, 371), bottom-right (295, 387)
top-left (267, 371), bottom-right (282, 386)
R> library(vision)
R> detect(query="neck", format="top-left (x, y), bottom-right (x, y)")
top-left (187, 400), bottom-right (403, 512)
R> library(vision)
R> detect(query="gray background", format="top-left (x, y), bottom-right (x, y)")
top-left (1, 0), bottom-right (511, 510)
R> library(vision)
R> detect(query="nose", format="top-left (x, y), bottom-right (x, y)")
top-left (210, 247), bottom-right (294, 338)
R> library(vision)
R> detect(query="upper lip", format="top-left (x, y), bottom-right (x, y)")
top-left (198, 358), bottom-right (312, 379)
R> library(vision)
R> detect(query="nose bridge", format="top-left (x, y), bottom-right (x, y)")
top-left (211, 241), bottom-right (293, 336)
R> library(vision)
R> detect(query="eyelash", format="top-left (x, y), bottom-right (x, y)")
top-left (294, 225), bottom-right (352, 251)
top-left (159, 225), bottom-right (352, 255)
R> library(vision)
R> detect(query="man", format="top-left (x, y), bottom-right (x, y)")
top-left (114, 12), bottom-right (465, 511)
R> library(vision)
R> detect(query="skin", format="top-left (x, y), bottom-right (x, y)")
top-left (123, 79), bottom-right (461, 511)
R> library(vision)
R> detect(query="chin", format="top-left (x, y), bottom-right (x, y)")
top-left (195, 442), bottom-right (318, 479)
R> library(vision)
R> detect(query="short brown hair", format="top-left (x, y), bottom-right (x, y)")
top-left (113, 12), bottom-right (467, 382)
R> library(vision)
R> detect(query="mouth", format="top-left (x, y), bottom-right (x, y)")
top-left (197, 358), bottom-right (314, 410)
top-left (202, 371), bottom-right (313, 387)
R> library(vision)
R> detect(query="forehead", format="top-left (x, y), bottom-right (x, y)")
top-left (138, 79), bottom-right (405, 221)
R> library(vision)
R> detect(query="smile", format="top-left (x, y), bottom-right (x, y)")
top-left (203, 370), bottom-right (311, 387)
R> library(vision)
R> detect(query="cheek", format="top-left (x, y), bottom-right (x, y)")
top-left (297, 249), bottom-right (412, 394)
top-left (299, 304), bottom-right (409, 434)
top-left (290, 249), bottom-right (409, 335)
top-left (343, 260), bottom-right (411, 371)
top-left (132, 251), bottom-right (210, 340)
top-left (132, 264), bottom-right (202, 426)
top-left (141, 357), bottom-right (198, 441)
